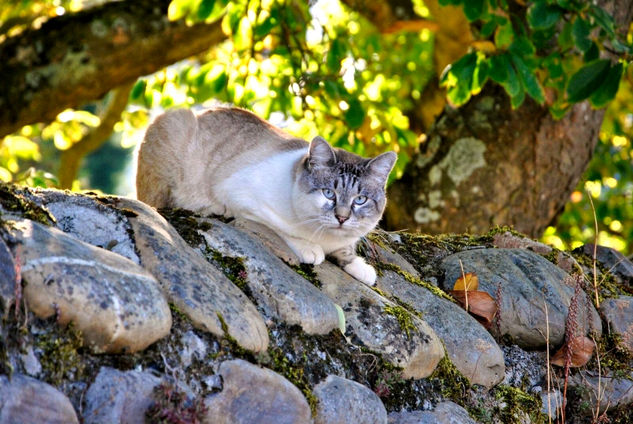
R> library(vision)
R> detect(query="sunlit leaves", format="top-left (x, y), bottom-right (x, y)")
top-left (168, 0), bottom-right (228, 24)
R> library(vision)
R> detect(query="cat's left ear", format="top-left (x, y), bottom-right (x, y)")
top-left (366, 152), bottom-right (397, 185)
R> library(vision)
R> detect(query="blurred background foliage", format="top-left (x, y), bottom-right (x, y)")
top-left (0, 0), bottom-right (631, 255)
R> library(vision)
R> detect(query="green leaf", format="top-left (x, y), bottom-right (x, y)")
top-left (233, 16), bottom-right (252, 51)
top-left (589, 62), bottom-right (623, 108)
top-left (544, 54), bottom-right (563, 79)
top-left (326, 38), bottom-right (346, 73)
top-left (509, 84), bottom-right (526, 109)
top-left (572, 17), bottom-right (592, 52)
top-left (583, 42), bottom-right (599, 62)
top-left (509, 36), bottom-right (536, 57)
top-left (558, 21), bottom-right (573, 50)
top-left (511, 54), bottom-right (545, 104)
top-left (590, 5), bottom-right (615, 38)
top-left (167, 0), bottom-right (195, 21)
top-left (566, 59), bottom-right (611, 102)
top-left (489, 55), bottom-right (509, 84)
top-left (480, 19), bottom-right (497, 38)
top-left (130, 79), bottom-right (147, 101)
top-left (463, 0), bottom-right (485, 21)
top-left (441, 52), bottom-right (478, 106)
top-left (495, 20), bottom-right (514, 49)
top-left (197, 0), bottom-right (215, 21)
top-left (527, 1), bottom-right (561, 30)
top-left (344, 99), bottom-right (365, 129)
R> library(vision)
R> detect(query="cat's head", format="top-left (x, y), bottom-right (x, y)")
top-left (294, 136), bottom-right (397, 240)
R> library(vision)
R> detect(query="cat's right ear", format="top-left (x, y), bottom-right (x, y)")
top-left (308, 136), bottom-right (337, 169)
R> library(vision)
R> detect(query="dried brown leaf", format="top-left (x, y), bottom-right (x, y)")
top-left (450, 290), bottom-right (497, 328)
top-left (551, 336), bottom-right (595, 367)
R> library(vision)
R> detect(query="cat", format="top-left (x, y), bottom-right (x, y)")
top-left (136, 107), bottom-right (396, 286)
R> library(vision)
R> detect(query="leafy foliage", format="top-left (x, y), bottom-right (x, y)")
top-left (439, 0), bottom-right (629, 115)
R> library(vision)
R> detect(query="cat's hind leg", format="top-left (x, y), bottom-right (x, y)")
top-left (330, 245), bottom-right (377, 286)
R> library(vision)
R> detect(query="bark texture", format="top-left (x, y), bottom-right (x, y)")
top-left (372, 0), bottom-right (633, 237)
top-left (385, 85), bottom-right (604, 237)
top-left (0, 0), bottom-right (226, 137)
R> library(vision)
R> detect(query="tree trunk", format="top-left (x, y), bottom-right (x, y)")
top-left (385, 84), bottom-right (604, 237)
top-left (355, 0), bottom-right (633, 238)
top-left (0, 0), bottom-right (226, 137)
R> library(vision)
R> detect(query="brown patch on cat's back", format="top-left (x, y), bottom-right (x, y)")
top-left (199, 107), bottom-right (307, 152)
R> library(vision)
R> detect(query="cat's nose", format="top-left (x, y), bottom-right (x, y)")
top-left (335, 214), bottom-right (349, 224)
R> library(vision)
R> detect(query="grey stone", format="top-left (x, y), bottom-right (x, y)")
top-left (204, 359), bottom-right (312, 424)
top-left (540, 389), bottom-right (563, 421)
top-left (582, 244), bottom-right (633, 286)
top-left (373, 243), bottom-right (421, 279)
top-left (83, 367), bottom-right (161, 424)
top-left (231, 218), bottom-right (301, 265)
top-left (316, 262), bottom-right (444, 379)
top-left (115, 198), bottom-right (269, 353)
top-left (377, 270), bottom-right (504, 388)
top-left (200, 218), bottom-right (340, 335)
top-left (441, 248), bottom-right (601, 349)
top-left (19, 345), bottom-right (42, 377)
top-left (314, 375), bottom-right (387, 424)
top-left (492, 231), bottom-right (580, 274)
top-left (388, 401), bottom-right (476, 424)
top-left (600, 296), bottom-right (633, 354)
top-left (179, 330), bottom-right (208, 368)
top-left (502, 345), bottom-right (546, 388)
top-left (23, 189), bottom-right (140, 263)
top-left (0, 373), bottom-right (79, 424)
top-left (0, 236), bottom-right (17, 315)
top-left (570, 371), bottom-right (633, 413)
top-left (8, 219), bottom-right (171, 353)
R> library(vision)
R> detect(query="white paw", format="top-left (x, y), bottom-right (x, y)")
top-left (297, 245), bottom-right (325, 265)
top-left (344, 257), bottom-right (376, 286)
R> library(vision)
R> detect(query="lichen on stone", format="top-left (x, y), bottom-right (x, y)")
top-left (438, 137), bottom-right (487, 186)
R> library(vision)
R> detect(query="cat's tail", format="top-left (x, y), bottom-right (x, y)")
top-left (136, 108), bottom-right (197, 208)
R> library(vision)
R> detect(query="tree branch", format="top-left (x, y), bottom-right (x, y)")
top-left (0, 0), bottom-right (227, 137)
top-left (57, 83), bottom-right (134, 189)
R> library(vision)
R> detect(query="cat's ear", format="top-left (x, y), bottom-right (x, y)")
top-left (366, 151), bottom-right (397, 185)
top-left (308, 136), bottom-right (337, 169)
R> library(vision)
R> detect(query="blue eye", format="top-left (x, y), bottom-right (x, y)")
top-left (322, 189), bottom-right (336, 200)
top-left (354, 195), bottom-right (367, 205)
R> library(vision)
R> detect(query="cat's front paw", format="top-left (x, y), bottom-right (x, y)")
top-left (344, 257), bottom-right (377, 286)
top-left (296, 244), bottom-right (325, 265)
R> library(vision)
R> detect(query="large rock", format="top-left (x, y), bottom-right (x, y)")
top-left (581, 244), bottom-right (633, 286)
top-left (441, 248), bottom-right (601, 349)
top-left (83, 367), bottom-right (161, 424)
top-left (388, 401), bottom-right (477, 424)
top-left (600, 296), bottom-right (633, 354)
top-left (377, 270), bottom-right (504, 388)
top-left (114, 198), bottom-right (269, 353)
top-left (0, 237), bottom-right (17, 315)
top-left (204, 359), bottom-right (312, 424)
top-left (24, 189), bottom-right (140, 263)
top-left (199, 218), bottom-right (340, 335)
top-left (570, 371), bottom-right (633, 413)
top-left (0, 374), bottom-right (79, 424)
top-left (8, 219), bottom-right (171, 353)
top-left (314, 375), bottom-right (387, 424)
top-left (316, 262), bottom-right (444, 379)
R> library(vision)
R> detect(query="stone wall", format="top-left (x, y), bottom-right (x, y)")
top-left (1, 185), bottom-right (632, 423)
